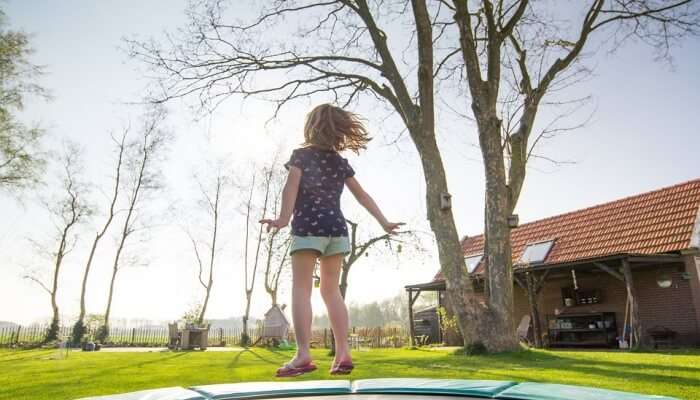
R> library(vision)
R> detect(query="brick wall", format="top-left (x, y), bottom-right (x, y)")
top-left (512, 263), bottom-right (699, 346)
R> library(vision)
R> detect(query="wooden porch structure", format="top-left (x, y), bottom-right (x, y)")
top-left (405, 280), bottom-right (445, 346)
top-left (407, 253), bottom-right (685, 348)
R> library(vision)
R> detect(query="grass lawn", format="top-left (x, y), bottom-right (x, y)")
top-left (1, 347), bottom-right (699, 400)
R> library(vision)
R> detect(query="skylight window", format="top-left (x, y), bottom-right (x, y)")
top-left (464, 254), bottom-right (483, 273)
top-left (519, 240), bottom-right (555, 265)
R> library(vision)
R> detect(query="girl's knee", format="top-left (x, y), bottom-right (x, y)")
top-left (319, 284), bottom-right (340, 301)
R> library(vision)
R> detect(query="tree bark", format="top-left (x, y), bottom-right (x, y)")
top-left (525, 272), bottom-right (542, 348)
top-left (477, 120), bottom-right (518, 351)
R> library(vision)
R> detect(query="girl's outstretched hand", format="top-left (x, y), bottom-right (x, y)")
top-left (259, 218), bottom-right (288, 233)
top-left (382, 222), bottom-right (405, 234)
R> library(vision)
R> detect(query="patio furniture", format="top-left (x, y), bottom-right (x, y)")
top-left (413, 335), bottom-right (429, 346)
top-left (647, 325), bottom-right (677, 348)
top-left (180, 325), bottom-right (209, 350)
top-left (168, 323), bottom-right (181, 350)
top-left (517, 315), bottom-right (532, 346)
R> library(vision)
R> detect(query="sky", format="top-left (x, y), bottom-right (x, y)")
top-left (0, 1), bottom-right (699, 326)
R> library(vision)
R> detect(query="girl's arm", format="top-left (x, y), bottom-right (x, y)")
top-left (260, 166), bottom-right (301, 232)
top-left (345, 176), bottom-right (404, 234)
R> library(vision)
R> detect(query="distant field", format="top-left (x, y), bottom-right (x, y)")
top-left (1, 347), bottom-right (699, 399)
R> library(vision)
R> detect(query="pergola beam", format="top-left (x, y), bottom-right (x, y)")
top-left (593, 262), bottom-right (624, 282)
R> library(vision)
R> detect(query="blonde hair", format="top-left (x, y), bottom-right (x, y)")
top-left (303, 104), bottom-right (371, 153)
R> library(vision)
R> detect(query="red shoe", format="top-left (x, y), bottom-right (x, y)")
top-left (330, 361), bottom-right (354, 375)
top-left (276, 362), bottom-right (317, 378)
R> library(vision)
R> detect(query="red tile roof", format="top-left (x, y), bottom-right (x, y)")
top-left (434, 178), bottom-right (700, 280)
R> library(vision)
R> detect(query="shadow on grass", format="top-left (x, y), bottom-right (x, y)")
top-left (226, 348), bottom-right (288, 369)
top-left (369, 349), bottom-right (700, 391)
top-left (0, 349), bottom-right (56, 363)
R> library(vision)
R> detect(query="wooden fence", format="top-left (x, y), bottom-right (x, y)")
top-left (0, 324), bottom-right (409, 348)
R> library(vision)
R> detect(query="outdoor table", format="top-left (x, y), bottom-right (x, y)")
top-left (180, 327), bottom-right (208, 350)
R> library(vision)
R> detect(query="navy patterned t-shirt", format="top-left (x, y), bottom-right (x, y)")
top-left (285, 147), bottom-right (355, 237)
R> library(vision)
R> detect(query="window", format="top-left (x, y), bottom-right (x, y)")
top-left (519, 240), bottom-right (555, 265)
top-left (464, 254), bottom-right (483, 273)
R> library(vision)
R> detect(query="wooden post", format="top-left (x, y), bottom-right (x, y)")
top-left (525, 272), bottom-right (543, 348)
top-left (621, 259), bottom-right (642, 347)
top-left (683, 255), bottom-right (700, 342)
top-left (407, 289), bottom-right (422, 346)
top-left (131, 328), bottom-right (136, 345)
top-left (437, 291), bottom-right (443, 343)
top-left (14, 326), bottom-right (21, 345)
top-left (408, 289), bottom-right (415, 346)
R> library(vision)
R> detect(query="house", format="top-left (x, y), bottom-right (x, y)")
top-left (406, 178), bottom-right (700, 347)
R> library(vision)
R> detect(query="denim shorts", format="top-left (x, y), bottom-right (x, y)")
top-left (289, 235), bottom-right (351, 257)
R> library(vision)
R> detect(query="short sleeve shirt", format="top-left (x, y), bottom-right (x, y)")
top-left (285, 147), bottom-right (355, 237)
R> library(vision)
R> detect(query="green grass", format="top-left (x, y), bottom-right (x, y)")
top-left (1, 347), bottom-right (699, 399)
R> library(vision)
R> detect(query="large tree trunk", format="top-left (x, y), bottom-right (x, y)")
top-left (409, 0), bottom-right (481, 348)
top-left (476, 118), bottom-right (518, 352)
top-left (411, 128), bottom-right (480, 347)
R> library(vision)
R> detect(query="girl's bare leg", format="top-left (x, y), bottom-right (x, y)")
top-left (319, 254), bottom-right (352, 365)
top-left (290, 250), bottom-right (317, 365)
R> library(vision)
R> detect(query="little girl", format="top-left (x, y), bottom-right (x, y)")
top-left (260, 104), bottom-right (402, 377)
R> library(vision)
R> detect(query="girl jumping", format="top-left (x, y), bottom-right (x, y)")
top-left (260, 103), bottom-right (403, 377)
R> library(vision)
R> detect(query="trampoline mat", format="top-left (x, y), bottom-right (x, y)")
top-left (76, 378), bottom-right (679, 400)
top-left (259, 396), bottom-right (485, 400)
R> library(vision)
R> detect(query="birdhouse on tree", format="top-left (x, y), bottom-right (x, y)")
top-left (262, 304), bottom-right (290, 342)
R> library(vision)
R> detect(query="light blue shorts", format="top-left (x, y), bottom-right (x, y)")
top-left (290, 235), bottom-right (351, 257)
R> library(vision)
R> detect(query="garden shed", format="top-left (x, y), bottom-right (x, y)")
top-left (260, 305), bottom-right (289, 344)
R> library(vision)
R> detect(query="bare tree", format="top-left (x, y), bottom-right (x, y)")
top-left (188, 168), bottom-right (229, 325)
top-left (128, 0), bottom-right (699, 351)
top-left (241, 162), bottom-right (275, 346)
top-left (445, 0), bottom-right (700, 350)
top-left (261, 173), bottom-right (291, 308)
top-left (97, 109), bottom-right (169, 341)
top-left (71, 130), bottom-right (127, 344)
top-left (263, 232), bottom-right (291, 307)
top-left (24, 142), bottom-right (91, 342)
top-left (341, 219), bottom-right (421, 299)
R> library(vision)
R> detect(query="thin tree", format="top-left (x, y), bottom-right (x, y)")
top-left (262, 211), bottom-right (291, 307)
top-left (261, 160), bottom-right (292, 308)
top-left (97, 109), bottom-right (169, 341)
top-left (241, 163), bottom-right (274, 346)
top-left (71, 130), bottom-right (127, 344)
top-left (189, 169), bottom-right (228, 325)
top-left (24, 142), bottom-right (91, 342)
top-left (129, 0), bottom-right (699, 351)
top-left (0, 10), bottom-right (48, 194)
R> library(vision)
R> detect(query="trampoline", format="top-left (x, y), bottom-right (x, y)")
top-left (76, 378), bottom-right (678, 400)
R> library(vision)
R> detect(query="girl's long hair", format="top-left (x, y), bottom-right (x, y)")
top-left (303, 104), bottom-right (371, 153)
